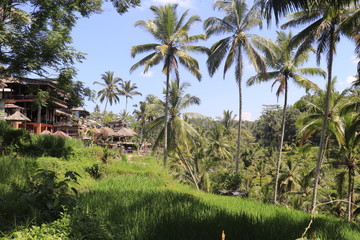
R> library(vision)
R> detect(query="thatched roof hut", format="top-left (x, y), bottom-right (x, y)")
top-left (5, 111), bottom-right (30, 121)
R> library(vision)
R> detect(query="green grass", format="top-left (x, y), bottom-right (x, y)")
top-left (1, 151), bottom-right (359, 240)
top-left (76, 157), bottom-right (360, 240)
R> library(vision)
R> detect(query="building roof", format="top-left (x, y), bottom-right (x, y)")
top-left (5, 111), bottom-right (31, 121)
top-left (5, 103), bottom-right (25, 109)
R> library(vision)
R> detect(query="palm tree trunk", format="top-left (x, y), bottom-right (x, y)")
top-left (347, 165), bottom-right (354, 221)
top-left (176, 144), bottom-right (200, 190)
top-left (235, 48), bottom-right (243, 173)
top-left (311, 26), bottom-right (335, 213)
top-left (125, 97), bottom-right (128, 113)
top-left (163, 63), bottom-right (170, 168)
top-left (104, 99), bottom-right (108, 113)
top-left (274, 81), bottom-right (288, 205)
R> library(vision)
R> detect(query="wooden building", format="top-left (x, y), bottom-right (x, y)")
top-left (0, 77), bottom-right (79, 136)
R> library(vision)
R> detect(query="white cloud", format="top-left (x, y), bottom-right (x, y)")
top-left (243, 112), bottom-right (252, 121)
top-left (140, 70), bottom-right (155, 78)
top-left (351, 55), bottom-right (359, 65)
top-left (151, 0), bottom-right (195, 8)
top-left (346, 75), bottom-right (356, 84)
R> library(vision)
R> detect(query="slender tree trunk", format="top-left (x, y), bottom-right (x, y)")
top-left (347, 153), bottom-right (355, 221)
top-left (163, 64), bottom-right (170, 168)
top-left (176, 144), bottom-right (199, 190)
top-left (311, 26), bottom-right (335, 213)
top-left (235, 48), bottom-right (243, 173)
top-left (347, 166), bottom-right (354, 221)
top-left (274, 81), bottom-right (288, 205)
top-left (104, 99), bottom-right (108, 113)
top-left (125, 97), bottom-right (128, 113)
top-left (37, 105), bottom-right (41, 123)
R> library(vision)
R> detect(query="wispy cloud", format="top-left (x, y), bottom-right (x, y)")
top-left (346, 75), bottom-right (356, 84)
top-left (140, 70), bottom-right (155, 78)
top-left (151, 0), bottom-right (195, 9)
top-left (243, 112), bottom-right (252, 121)
top-left (351, 55), bottom-right (359, 65)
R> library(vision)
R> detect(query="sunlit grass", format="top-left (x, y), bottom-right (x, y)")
top-left (1, 150), bottom-right (359, 239)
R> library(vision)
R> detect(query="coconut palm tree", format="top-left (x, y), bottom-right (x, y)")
top-left (333, 106), bottom-right (360, 221)
top-left (131, 4), bottom-right (208, 168)
top-left (147, 81), bottom-right (202, 188)
top-left (119, 80), bottom-right (142, 113)
top-left (219, 110), bottom-right (237, 138)
top-left (93, 71), bottom-right (122, 112)
top-left (147, 81), bottom-right (201, 151)
top-left (278, 159), bottom-right (302, 206)
top-left (282, 0), bottom-right (358, 213)
top-left (247, 31), bottom-right (325, 204)
top-left (204, 0), bottom-right (266, 173)
top-left (206, 124), bottom-right (234, 169)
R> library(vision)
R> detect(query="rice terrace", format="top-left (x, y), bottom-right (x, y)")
top-left (0, 0), bottom-right (359, 239)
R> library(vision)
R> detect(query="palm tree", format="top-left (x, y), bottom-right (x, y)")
top-left (133, 101), bottom-right (154, 150)
top-left (219, 110), bottom-right (237, 138)
top-left (93, 71), bottom-right (122, 112)
top-left (333, 107), bottom-right (360, 221)
top-left (131, 4), bottom-right (208, 168)
top-left (204, 0), bottom-right (266, 173)
top-left (206, 124), bottom-right (234, 169)
top-left (295, 82), bottom-right (345, 147)
top-left (147, 81), bottom-right (201, 188)
top-left (277, 159), bottom-right (302, 206)
top-left (119, 80), bottom-right (142, 113)
top-left (247, 31), bottom-right (325, 204)
top-left (282, 0), bottom-right (357, 213)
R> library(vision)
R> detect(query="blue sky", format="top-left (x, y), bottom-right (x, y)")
top-left (70, 0), bottom-right (358, 121)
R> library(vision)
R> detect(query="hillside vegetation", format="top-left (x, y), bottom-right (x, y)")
top-left (0, 139), bottom-right (359, 240)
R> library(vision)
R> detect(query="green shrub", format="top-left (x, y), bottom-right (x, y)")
top-left (25, 169), bottom-right (80, 222)
top-left (25, 135), bottom-right (73, 159)
top-left (210, 171), bottom-right (242, 193)
top-left (85, 164), bottom-right (106, 180)
top-left (0, 121), bottom-right (30, 156)
top-left (101, 147), bottom-right (114, 164)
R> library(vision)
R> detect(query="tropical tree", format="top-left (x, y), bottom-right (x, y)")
top-left (204, 0), bottom-right (266, 173)
top-left (247, 31), bottom-right (324, 204)
top-left (219, 110), bottom-right (237, 138)
top-left (133, 101), bottom-right (153, 149)
top-left (277, 159), bottom-right (302, 206)
top-left (333, 109), bottom-right (360, 221)
top-left (119, 80), bottom-right (142, 113)
top-left (282, 0), bottom-right (358, 212)
top-left (131, 4), bottom-right (208, 167)
top-left (205, 124), bottom-right (234, 169)
top-left (93, 71), bottom-right (122, 112)
top-left (147, 81), bottom-right (202, 188)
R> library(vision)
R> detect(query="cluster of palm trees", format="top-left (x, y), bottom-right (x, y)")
top-left (93, 71), bottom-right (142, 113)
top-left (129, 0), bottom-right (358, 211)
top-left (90, 0), bottom-right (359, 221)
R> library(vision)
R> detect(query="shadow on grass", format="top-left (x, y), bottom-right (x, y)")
top-left (76, 188), bottom-right (360, 240)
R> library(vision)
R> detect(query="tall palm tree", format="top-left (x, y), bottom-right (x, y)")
top-left (148, 81), bottom-right (201, 151)
top-left (333, 105), bottom-right (360, 221)
top-left (131, 4), bottom-right (208, 168)
top-left (278, 159), bottom-right (302, 206)
top-left (247, 31), bottom-right (325, 204)
top-left (204, 0), bottom-right (266, 173)
top-left (219, 110), bottom-right (237, 138)
top-left (147, 81), bottom-right (202, 188)
top-left (282, 1), bottom-right (357, 212)
top-left (93, 71), bottom-right (122, 112)
top-left (119, 80), bottom-right (142, 113)
top-left (206, 124), bottom-right (234, 169)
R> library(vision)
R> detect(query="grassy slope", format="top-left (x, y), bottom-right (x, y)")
top-left (1, 152), bottom-right (359, 240)
top-left (79, 156), bottom-right (360, 240)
